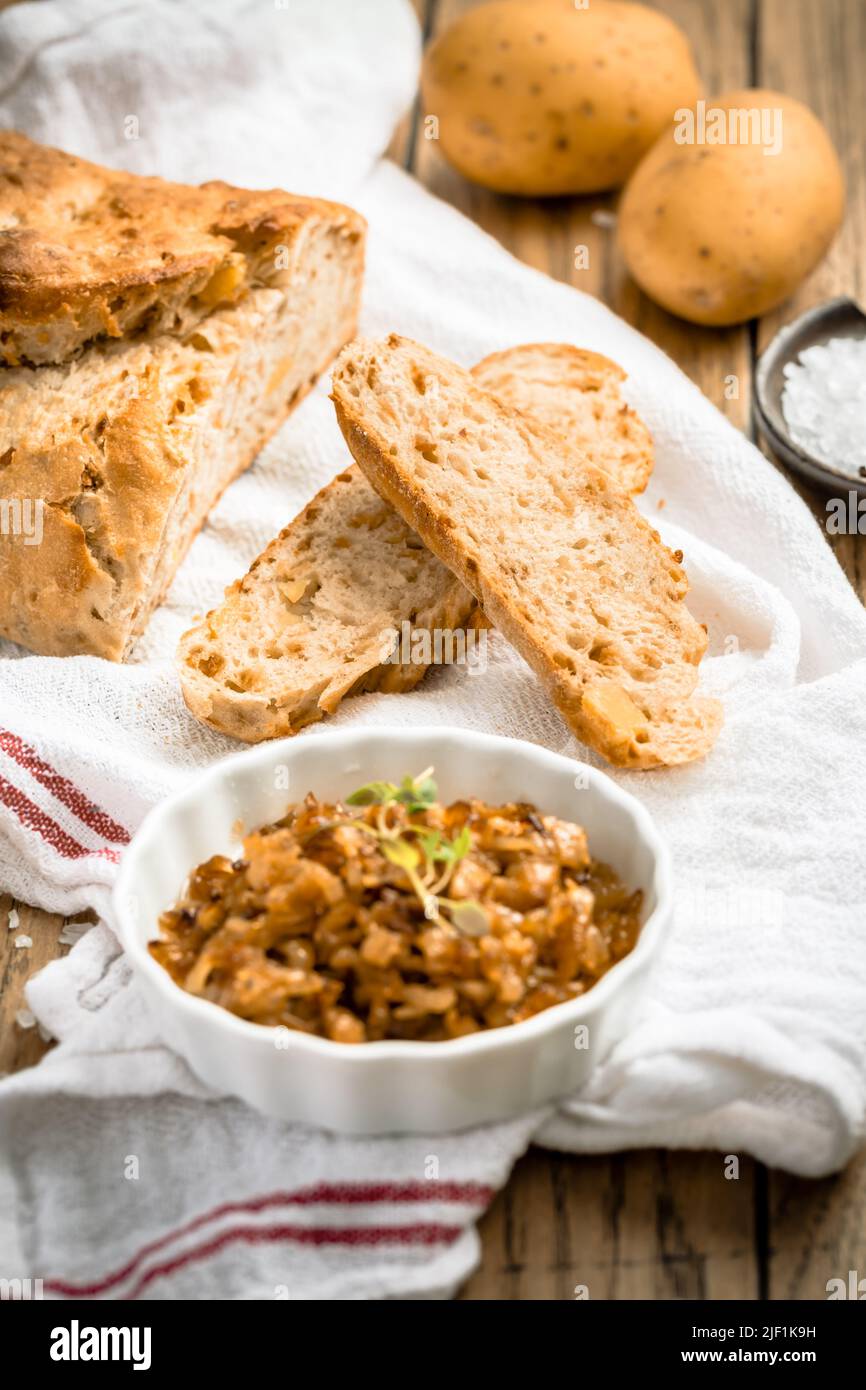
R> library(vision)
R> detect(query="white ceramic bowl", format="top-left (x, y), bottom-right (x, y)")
top-left (114, 726), bottom-right (671, 1134)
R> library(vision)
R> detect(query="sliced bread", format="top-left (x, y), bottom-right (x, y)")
top-left (331, 334), bottom-right (722, 769)
top-left (473, 343), bottom-right (653, 494)
top-left (178, 342), bottom-right (650, 739)
top-left (178, 467), bottom-right (477, 740)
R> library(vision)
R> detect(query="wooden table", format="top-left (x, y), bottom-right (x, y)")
top-left (2, 0), bottom-right (864, 1299)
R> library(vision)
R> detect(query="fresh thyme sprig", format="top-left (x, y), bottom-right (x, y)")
top-left (347, 768), bottom-right (438, 814)
top-left (338, 769), bottom-right (489, 936)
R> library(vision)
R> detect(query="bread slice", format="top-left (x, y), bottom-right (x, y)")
top-left (0, 214), bottom-right (364, 658)
top-left (177, 343), bottom-right (651, 740)
top-left (473, 343), bottom-right (653, 494)
top-left (178, 467), bottom-right (477, 740)
top-left (331, 334), bottom-right (722, 769)
top-left (0, 130), bottom-right (361, 367)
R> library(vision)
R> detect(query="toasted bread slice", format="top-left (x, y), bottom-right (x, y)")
top-left (177, 343), bottom-right (651, 740)
top-left (473, 343), bottom-right (653, 494)
top-left (178, 467), bottom-right (477, 741)
top-left (0, 130), bottom-right (362, 366)
top-left (331, 334), bottom-right (722, 769)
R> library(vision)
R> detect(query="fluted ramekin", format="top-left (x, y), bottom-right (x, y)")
top-left (113, 726), bottom-right (671, 1134)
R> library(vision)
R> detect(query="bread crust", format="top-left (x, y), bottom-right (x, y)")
top-left (0, 129), bottom-right (364, 365)
top-left (0, 135), bottom-right (366, 658)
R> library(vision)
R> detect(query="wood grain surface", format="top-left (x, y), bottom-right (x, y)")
top-left (1, 0), bottom-right (864, 1301)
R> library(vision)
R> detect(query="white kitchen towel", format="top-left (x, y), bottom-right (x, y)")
top-left (0, 0), bottom-right (419, 201)
top-left (1, 0), bottom-right (866, 1300)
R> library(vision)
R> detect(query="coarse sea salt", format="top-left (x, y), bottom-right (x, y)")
top-left (781, 336), bottom-right (866, 480)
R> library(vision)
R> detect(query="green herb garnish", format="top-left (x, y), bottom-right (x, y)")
top-left (417, 823), bottom-right (472, 867)
top-left (346, 779), bottom-right (400, 807)
top-left (347, 768), bottom-right (438, 814)
top-left (381, 838), bottom-right (421, 873)
top-left (342, 769), bottom-right (488, 937)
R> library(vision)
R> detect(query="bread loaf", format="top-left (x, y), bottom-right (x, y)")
top-left (0, 133), bottom-right (365, 658)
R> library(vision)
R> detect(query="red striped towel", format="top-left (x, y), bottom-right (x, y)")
top-left (2, 0), bottom-right (866, 1304)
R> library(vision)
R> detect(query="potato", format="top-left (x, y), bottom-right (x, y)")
top-left (618, 89), bottom-right (845, 326)
top-left (421, 0), bottom-right (701, 196)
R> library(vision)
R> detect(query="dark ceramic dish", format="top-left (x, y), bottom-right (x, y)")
top-left (754, 296), bottom-right (866, 496)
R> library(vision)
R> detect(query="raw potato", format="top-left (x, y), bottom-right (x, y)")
top-left (618, 89), bottom-right (845, 326)
top-left (421, 0), bottom-right (701, 196)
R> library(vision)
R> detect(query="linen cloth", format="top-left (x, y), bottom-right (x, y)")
top-left (1, 0), bottom-right (865, 1300)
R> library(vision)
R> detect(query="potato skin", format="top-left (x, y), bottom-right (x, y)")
top-left (421, 0), bottom-right (701, 196)
top-left (618, 89), bottom-right (845, 326)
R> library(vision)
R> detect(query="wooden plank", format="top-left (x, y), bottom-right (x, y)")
top-left (755, 0), bottom-right (866, 603)
top-left (0, 895), bottom-right (72, 1073)
top-left (766, 1149), bottom-right (866, 1300)
top-left (461, 1147), bottom-right (759, 1300)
